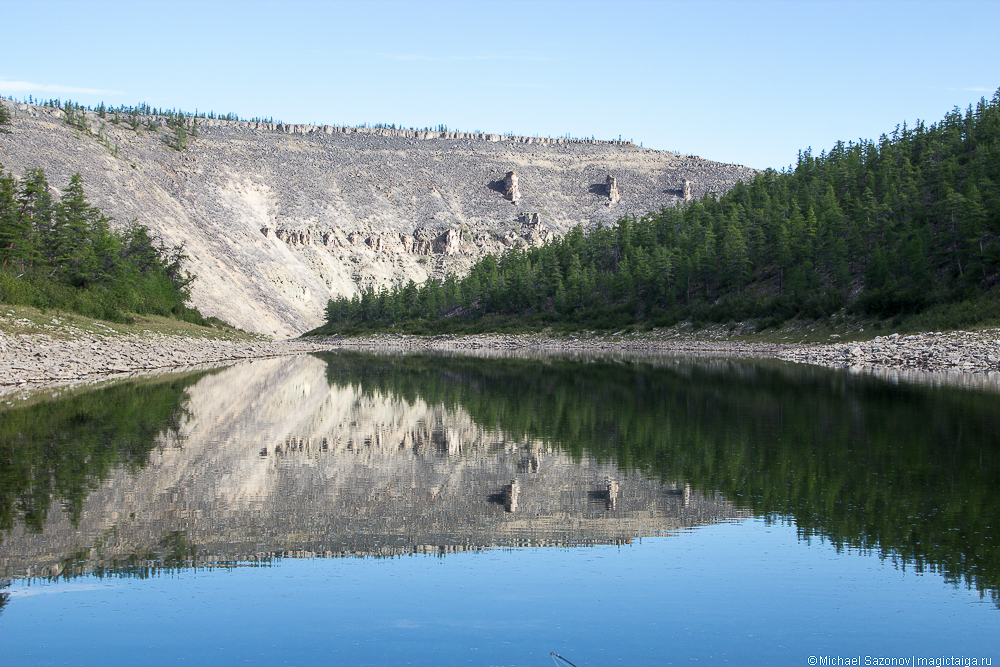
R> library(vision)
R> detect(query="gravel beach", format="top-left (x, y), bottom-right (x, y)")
top-left (0, 331), bottom-right (330, 397)
top-left (4, 327), bottom-right (1000, 398)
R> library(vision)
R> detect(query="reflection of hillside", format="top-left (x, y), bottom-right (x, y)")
top-left (0, 356), bottom-right (743, 580)
top-left (316, 351), bottom-right (1000, 607)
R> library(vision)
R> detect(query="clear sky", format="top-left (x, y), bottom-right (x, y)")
top-left (1, 0), bottom-right (998, 170)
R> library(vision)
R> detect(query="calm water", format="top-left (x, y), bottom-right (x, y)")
top-left (1, 351), bottom-right (998, 666)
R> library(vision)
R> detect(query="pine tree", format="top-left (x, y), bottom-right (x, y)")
top-left (318, 88), bottom-right (1000, 332)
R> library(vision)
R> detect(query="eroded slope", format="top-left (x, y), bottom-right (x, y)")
top-left (0, 103), bottom-right (755, 335)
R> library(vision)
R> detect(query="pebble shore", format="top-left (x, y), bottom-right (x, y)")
top-left (3, 328), bottom-right (1000, 397)
top-left (322, 329), bottom-right (1000, 371)
top-left (0, 332), bottom-right (330, 397)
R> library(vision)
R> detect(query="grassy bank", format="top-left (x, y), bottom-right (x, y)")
top-left (0, 304), bottom-right (259, 341)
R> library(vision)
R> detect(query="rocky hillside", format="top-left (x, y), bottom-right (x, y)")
top-left (0, 101), bottom-right (756, 336)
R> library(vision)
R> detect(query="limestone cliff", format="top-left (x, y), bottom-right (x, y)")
top-left (0, 102), bottom-right (756, 336)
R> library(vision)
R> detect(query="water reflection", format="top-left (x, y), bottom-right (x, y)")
top-left (0, 374), bottom-right (200, 537)
top-left (1, 350), bottom-right (999, 611)
top-left (315, 350), bottom-right (1000, 605)
top-left (0, 355), bottom-right (740, 585)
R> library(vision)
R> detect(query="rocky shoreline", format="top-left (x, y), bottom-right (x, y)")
top-left (322, 329), bottom-right (1000, 389)
top-left (0, 332), bottom-right (330, 397)
top-left (3, 327), bottom-right (1000, 398)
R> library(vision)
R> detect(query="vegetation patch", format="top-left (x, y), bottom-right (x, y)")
top-left (0, 167), bottom-right (208, 325)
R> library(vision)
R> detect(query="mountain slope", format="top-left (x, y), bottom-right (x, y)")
top-left (0, 101), bottom-right (754, 336)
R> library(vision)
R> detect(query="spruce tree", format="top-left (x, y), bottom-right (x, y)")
top-left (51, 174), bottom-right (109, 286)
top-left (0, 168), bottom-right (19, 265)
top-left (0, 102), bottom-right (11, 134)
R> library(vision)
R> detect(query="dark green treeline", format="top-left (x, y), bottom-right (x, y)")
top-left (317, 351), bottom-right (1000, 605)
top-left (0, 168), bottom-right (204, 322)
top-left (0, 374), bottom-right (205, 540)
top-left (323, 89), bottom-right (1000, 332)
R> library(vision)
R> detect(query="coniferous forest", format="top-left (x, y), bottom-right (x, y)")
top-left (0, 167), bottom-right (204, 323)
top-left (320, 89), bottom-right (1000, 334)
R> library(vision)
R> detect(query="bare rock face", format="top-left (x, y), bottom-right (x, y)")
top-left (504, 170), bottom-right (520, 203)
top-left (682, 178), bottom-right (693, 202)
top-left (606, 174), bottom-right (620, 205)
top-left (444, 229), bottom-right (463, 256)
top-left (0, 101), bottom-right (756, 337)
top-left (517, 212), bottom-right (552, 246)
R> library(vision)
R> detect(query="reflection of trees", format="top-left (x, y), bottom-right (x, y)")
top-left (318, 351), bottom-right (1000, 605)
top-left (89, 531), bottom-right (205, 581)
top-left (0, 375), bottom-right (204, 537)
top-left (28, 530), bottom-right (222, 582)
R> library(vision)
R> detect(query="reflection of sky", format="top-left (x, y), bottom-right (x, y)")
top-left (6, 583), bottom-right (121, 598)
top-left (2, 519), bottom-right (995, 667)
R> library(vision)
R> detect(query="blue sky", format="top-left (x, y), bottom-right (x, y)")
top-left (1, 0), bottom-right (998, 169)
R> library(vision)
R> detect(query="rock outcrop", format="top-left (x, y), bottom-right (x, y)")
top-left (606, 174), bottom-right (620, 204)
top-left (682, 178), bottom-right (693, 202)
top-left (503, 169), bottom-right (520, 203)
top-left (517, 212), bottom-right (551, 246)
top-left (0, 101), bottom-right (755, 336)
